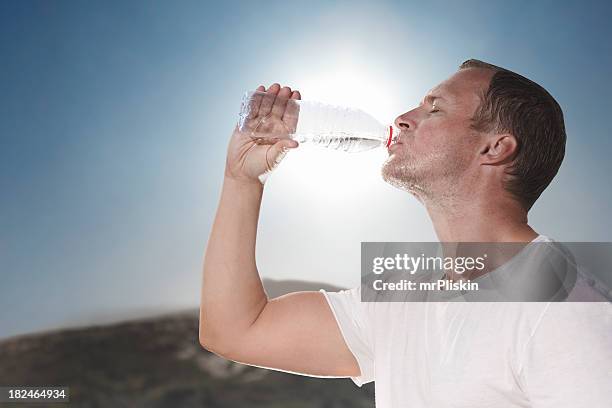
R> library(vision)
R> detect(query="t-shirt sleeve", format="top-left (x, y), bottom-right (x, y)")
top-left (519, 302), bottom-right (612, 407)
top-left (320, 286), bottom-right (375, 386)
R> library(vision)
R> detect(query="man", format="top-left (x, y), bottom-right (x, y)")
top-left (200, 60), bottom-right (612, 407)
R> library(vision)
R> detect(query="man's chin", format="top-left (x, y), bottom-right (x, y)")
top-left (381, 160), bottom-right (428, 199)
top-left (382, 164), bottom-right (414, 190)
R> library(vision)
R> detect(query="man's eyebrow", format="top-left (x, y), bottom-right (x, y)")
top-left (420, 94), bottom-right (447, 106)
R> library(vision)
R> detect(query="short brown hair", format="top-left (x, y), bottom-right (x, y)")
top-left (459, 59), bottom-right (566, 210)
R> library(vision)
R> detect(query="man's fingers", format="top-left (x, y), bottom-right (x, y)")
top-left (283, 90), bottom-right (302, 131)
top-left (270, 86), bottom-right (292, 118)
top-left (259, 83), bottom-right (280, 118)
top-left (247, 85), bottom-right (266, 119)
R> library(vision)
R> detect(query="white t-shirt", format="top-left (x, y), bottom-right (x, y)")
top-left (321, 235), bottom-right (612, 407)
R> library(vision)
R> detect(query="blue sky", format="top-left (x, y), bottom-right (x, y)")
top-left (1, 0), bottom-right (611, 338)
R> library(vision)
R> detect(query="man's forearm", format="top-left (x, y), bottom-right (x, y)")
top-left (199, 177), bottom-right (268, 349)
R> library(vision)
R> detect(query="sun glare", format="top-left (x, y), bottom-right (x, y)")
top-left (296, 60), bottom-right (399, 125)
top-left (262, 55), bottom-right (404, 212)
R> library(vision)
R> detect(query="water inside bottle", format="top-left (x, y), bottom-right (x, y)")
top-left (237, 90), bottom-right (395, 152)
top-left (297, 131), bottom-right (385, 153)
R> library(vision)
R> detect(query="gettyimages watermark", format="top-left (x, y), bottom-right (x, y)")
top-left (361, 242), bottom-right (612, 302)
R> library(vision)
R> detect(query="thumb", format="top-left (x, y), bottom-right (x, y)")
top-left (265, 138), bottom-right (299, 171)
top-left (275, 138), bottom-right (299, 150)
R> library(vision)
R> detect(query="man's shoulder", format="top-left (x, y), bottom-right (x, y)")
top-left (566, 272), bottom-right (611, 301)
top-left (539, 235), bottom-right (611, 302)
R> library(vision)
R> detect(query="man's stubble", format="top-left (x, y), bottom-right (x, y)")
top-left (381, 146), bottom-right (473, 206)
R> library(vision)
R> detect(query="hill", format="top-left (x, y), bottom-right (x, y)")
top-left (0, 279), bottom-right (373, 407)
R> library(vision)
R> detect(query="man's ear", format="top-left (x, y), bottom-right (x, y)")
top-left (479, 133), bottom-right (518, 165)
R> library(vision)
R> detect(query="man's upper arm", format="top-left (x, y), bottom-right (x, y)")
top-left (216, 290), bottom-right (368, 380)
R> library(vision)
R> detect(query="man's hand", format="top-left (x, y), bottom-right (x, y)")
top-left (225, 83), bottom-right (301, 184)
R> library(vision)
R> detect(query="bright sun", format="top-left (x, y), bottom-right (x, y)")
top-left (296, 60), bottom-right (399, 125)
top-left (263, 58), bottom-right (401, 218)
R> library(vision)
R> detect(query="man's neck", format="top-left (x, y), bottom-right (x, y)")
top-left (424, 193), bottom-right (538, 243)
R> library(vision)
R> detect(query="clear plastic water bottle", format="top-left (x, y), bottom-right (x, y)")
top-left (237, 90), bottom-right (398, 153)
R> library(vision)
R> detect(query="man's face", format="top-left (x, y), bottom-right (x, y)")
top-left (382, 68), bottom-right (492, 200)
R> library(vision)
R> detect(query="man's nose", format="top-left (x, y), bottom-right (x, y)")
top-left (394, 112), bottom-right (416, 131)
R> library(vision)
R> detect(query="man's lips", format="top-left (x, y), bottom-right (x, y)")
top-left (387, 140), bottom-right (403, 153)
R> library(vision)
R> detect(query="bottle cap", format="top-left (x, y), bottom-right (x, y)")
top-left (386, 126), bottom-right (401, 147)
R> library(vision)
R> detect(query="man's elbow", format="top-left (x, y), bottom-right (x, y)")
top-left (198, 321), bottom-right (235, 357)
top-left (198, 327), bottom-right (215, 352)
top-left (199, 320), bottom-right (219, 351)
